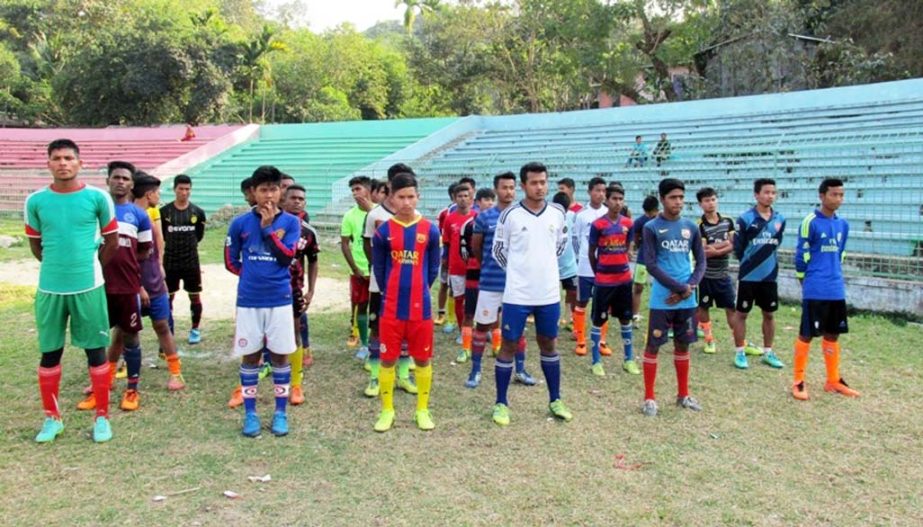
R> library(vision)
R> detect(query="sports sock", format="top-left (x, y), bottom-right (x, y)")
top-left (447, 297), bottom-right (456, 325)
top-left (300, 312), bottom-right (310, 348)
top-left (272, 364), bottom-right (291, 413)
top-left (462, 326), bottom-right (472, 352)
top-left (38, 365), bottom-right (62, 418)
top-left (735, 345), bottom-right (745, 356)
top-left (454, 296), bottom-right (465, 332)
top-left (397, 355), bottom-right (411, 380)
top-left (643, 351), bottom-right (658, 400)
top-left (379, 365), bottom-right (396, 412)
top-left (674, 349), bottom-right (690, 398)
top-left (89, 363), bottom-right (111, 418)
top-left (124, 344), bottom-right (142, 391)
top-left (600, 320), bottom-right (609, 347)
top-left (415, 364), bottom-right (432, 411)
top-left (437, 308), bottom-right (446, 318)
top-left (368, 337), bottom-right (381, 380)
top-left (573, 306), bottom-right (586, 346)
top-left (240, 363), bottom-right (260, 414)
top-left (540, 354), bottom-right (562, 402)
top-left (763, 347), bottom-right (773, 356)
top-left (471, 329), bottom-right (487, 376)
top-left (291, 346), bottom-right (304, 386)
top-left (190, 298), bottom-right (203, 329)
top-left (108, 360), bottom-right (118, 387)
top-left (793, 338), bottom-right (810, 384)
top-left (620, 323), bottom-right (634, 360)
top-left (495, 358), bottom-right (513, 405)
top-left (822, 339), bottom-right (840, 384)
top-left (166, 354), bottom-right (181, 375)
top-left (590, 326), bottom-right (602, 364)
top-left (515, 337), bottom-right (527, 373)
top-left (356, 313), bottom-right (369, 347)
top-left (491, 328), bottom-right (502, 351)
top-left (701, 321), bottom-right (713, 343)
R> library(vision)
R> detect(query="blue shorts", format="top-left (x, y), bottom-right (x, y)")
top-left (501, 302), bottom-right (560, 341)
top-left (142, 293), bottom-right (171, 322)
top-left (577, 276), bottom-right (595, 304)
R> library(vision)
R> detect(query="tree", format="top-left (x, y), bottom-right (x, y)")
top-left (238, 24), bottom-right (286, 122)
top-left (395, 0), bottom-right (441, 35)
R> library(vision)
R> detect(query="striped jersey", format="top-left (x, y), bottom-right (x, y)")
top-left (493, 201), bottom-right (567, 305)
top-left (589, 214), bottom-right (633, 286)
top-left (734, 207), bottom-right (785, 282)
top-left (642, 215), bottom-right (706, 310)
top-left (443, 209), bottom-right (476, 275)
top-left (795, 209), bottom-right (849, 301)
top-left (104, 202), bottom-right (153, 294)
top-left (698, 213), bottom-right (735, 279)
top-left (473, 205), bottom-right (506, 292)
top-left (572, 203), bottom-right (607, 277)
top-left (372, 216), bottom-right (441, 321)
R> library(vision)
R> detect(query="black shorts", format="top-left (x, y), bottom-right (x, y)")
top-left (646, 308), bottom-right (697, 349)
top-left (699, 276), bottom-right (736, 309)
top-left (465, 287), bottom-right (478, 317)
top-left (165, 267), bottom-right (202, 294)
top-left (591, 283), bottom-right (633, 326)
top-left (107, 293), bottom-right (143, 333)
top-left (560, 276), bottom-right (578, 292)
top-left (368, 292), bottom-right (382, 332)
top-left (799, 300), bottom-right (849, 339)
top-left (736, 281), bottom-right (778, 313)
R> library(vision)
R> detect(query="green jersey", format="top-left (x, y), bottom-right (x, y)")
top-left (25, 184), bottom-right (118, 294)
top-left (340, 205), bottom-right (370, 276)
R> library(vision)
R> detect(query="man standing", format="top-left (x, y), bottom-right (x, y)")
top-left (341, 176), bottom-right (373, 356)
top-left (443, 185), bottom-right (476, 363)
top-left (631, 196), bottom-right (660, 323)
top-left (695, 187), bottom-right (737, 355)
top-left (160, 174), bottom-right (207, 344)
top-left (26, 139), bottom-right (119, 443)
top-left (491, 162), bottom-right (572, 426)
top-left (572, 177), bottom-right (609, 357)
top-left (556, 178), bottom-right (583, 214)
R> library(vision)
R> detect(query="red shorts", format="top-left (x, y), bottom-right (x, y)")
top-left (107, 293), bottom-right (143, 333)
top-left (379, 317), bottom-right (433, 362)
top-left (350, 275), bottom-right (370, 305)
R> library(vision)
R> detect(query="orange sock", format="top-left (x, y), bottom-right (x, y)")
top-left (462, 326), bottom-right (473, 351)
top-left (166, 354), bottom-right (182, 375)
top-left (108, 361), bottom-right (118, 386)
top-left (701, 321), bottom-right (713, 343)
top-left (574, 307), bottom-right (586, 345)
top-left (600, 321), bottom-right (609, 346)
top-left (793, 339), bottom-right (810, 384)
top-left (822, 339), bottom-right (839, 384)
top-left (491, 328), bottom-right (502, 350)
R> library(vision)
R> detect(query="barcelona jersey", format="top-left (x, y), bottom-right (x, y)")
top-left (372, 215), bottom-right (441, 321)
top-left (588, 214), bottom-right (633, 286)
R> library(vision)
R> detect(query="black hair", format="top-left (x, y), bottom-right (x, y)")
top-left (387, 163), bottom-right (415, 181)
top-left (475, 188), bottom-right (495, 201)
top-left (493, 171), bottom-right (516, 188)
top-left (606, 185), bottom-right (625, 199)
top-left (552, 191), bottom-right (571, 210)
top-left (753, 178), bottom-right (776, 194)
top-left (107, 160), bottom-right (136, 178)
top-left (285, 184), bottom-right (306, 195)
top-left (587, 176), bottom-right (606, 190)
top-left (557, 177), bottom-right (575, 190)
top-left (240, 177), bottom-right (253, 193)
top-left (635, 135), bottom-right (642, 141)
top-left (819, 178), bottom-right (844, 194)
top-left (658, 178), bottom-right (685, 198)
top-left (454, 184), bottom-right (472, 196)
top-left (390, 173), bottom-right (418, 193)
top-left (251, 165), bottom-right (282, 187)
top-left (173, 174), bottom-right (192, 188)
top-left (280, 173), bottom-right (295, 183)
top-left (131, 172), bottom-right (160, 199)
top-left (371, 179), bottom-right (388, 195)
top-left (519, 162), bottom-right (547, 183)
top-left (696, 187), bottom-right (717, 202)
top-left (609, 180), bottom-right (623, 188)
top-left (642, 195), bottom-right (659, 212)
top-left (47, 139), bottom-right (79, 157)
top-left (458, 177), bottom-right (477, 191)
top-left (447, 182), bottom-right (458, 198)
top-left (349, 176), bottom-right (371, 188)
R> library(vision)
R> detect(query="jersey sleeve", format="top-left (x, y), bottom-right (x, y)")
top-left (224, 217), bottom-right (242, 275)
top-left (136, 207), bottom-right (153, 253)
top-left (794, 215), bottom-right (813, 279)
top-left (688, 225), bottom-right (706, 286)
top-left (304, 225), bottom-right (321, 264)
top-left (587, 221), bottom-right (600, 249)
top-left (492, 211), bottom-right (510, 269)
top-left (263, 215), bottom-right (298, 266)
top-left (733, 215), bottom-right (747, 261)
top-left (427, 223), bottom-right (441, 287)
top-left (97, 191), bottom-right (118, 236)
top-left (24, 194), bottom-right (41, 238)
top-left (371, 223), bottom-right (388, 291)
top-left (195, 206), bottom-right (206, 242)
top-left (556, 212), bottom-right (567, 257)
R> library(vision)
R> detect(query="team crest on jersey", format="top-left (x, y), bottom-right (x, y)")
top-left (774, 221), bottom-right (782, 232)
top-left (681, 228), bottom-right (691, 239)
top-left (416, 233), bottom-right (427, 244)
top-left (274, 228), bottom-right (286, 239)
top-left (124, 212), bottom-right (136, 224)
top-left (652, 329), bottom-right (663, 338)
top-left (238, 338), bottom-right (248, 348)
top-left (191, 215), bottom-right (198, 224)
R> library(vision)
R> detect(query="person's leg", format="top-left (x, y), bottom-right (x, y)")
top-left (534, 302), bottom-right (570, 421)
top-left (493, 304), bottom-right (526, 425)
top-left (821, 300), bottom-right (859, 396)
top-left (589, 287), bottom-right (607, 374)
top-left (673, 309), bottom-right (701, 411)
top-left (34, 291), bottom-right (67, 440)
top-left (66, 289), bottom-right (113, 436)
top-left (150, 294), bottom-right (183, 389)
top-left (364, 293), bottom-right (382, 397)
top-left (574, 277), bottom-right (593, 355)
top-left (374, 317), bottom-right (402, 432)
top-left (409, 319), bottom-right (435, 430)
top-left (290, 313), bottom-right (304, 405)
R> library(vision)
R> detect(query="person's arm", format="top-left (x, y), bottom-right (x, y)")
top-left (96, 192), bottom-right (120, 266)
top-left (688, 228), bottom-right (706, 288)
top-left (341, 236), bottom-right (362, 277)
top-left (427, 224), bottom-right (441, 287)
top-left (362, 212), bottom-right (375, 272)
top-left (24, 197), bottom-right (42, 261)
top-left (195, 208), bottom-right (206, 243)
top-left (840, 220), bottom-right (849, 264)
top-left (492, 212), bottom-right (510, 270)
top-left (305, 237), bottom-right (319, 307)
top-left (642, 225), bottom-right (687, 293)
top-left (28, 238), bottom-right (42, 261)
top-left (471, 232), bottom-right (484, 265)
top-left (587, 223), bottom-right (600, 275)
top-left (733, 216), bottom-right (747, 261)
top-left (224, 218), bottom-right (242, 275)
top-left (136, 212), bottom-right (153, 260)
top-left (794, 216), bottom-right (812, 282)
top-left (372, 226), bottom-right (388, 291)
top-left (152, 214), bottom-right (165, 267)
top-left (99, 232), bottom-right (119, 266)
top-left (263, 213), bottom-right (298, 267)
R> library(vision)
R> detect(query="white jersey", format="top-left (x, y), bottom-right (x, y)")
top-left (492, 200), bottom-right (567, 306)
top-left (363, 203), bottom-right (394, 293)
top-left (572, 202), bottom-right (607, 277)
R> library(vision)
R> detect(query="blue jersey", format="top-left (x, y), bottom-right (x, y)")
top-left (557, 210), bottom-right (578, 279)
top-left (225, 209), bottom-right (301, 308)
top-left (473, 206), bottom-right (506, 292)
top-left (632, 214), bottom-right (655, 263)
top-left (734, 207), bottom-right (785, 282)
top-left (795, 209), bottom-right (849, 301)
top-left (642, 215), bottom-right (706, 310)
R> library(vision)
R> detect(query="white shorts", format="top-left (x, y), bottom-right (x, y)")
top-left (449, 275), bottom-right (466, 297)
top-left (474, 291), bottom-right (503, 325)
top-left (233, 306), bottom-right (296, 357)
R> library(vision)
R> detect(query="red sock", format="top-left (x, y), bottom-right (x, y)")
top-left (38, 365), bottom-right (62, 418)
top-left (89, 363), bottom-right (111, 418)
top-left (643, 351), bottom-right (658, 400)
top-left (472, 329), bottom-right (487, 356)
top-left (454, 296), bottom-right (465, 329)
top-left (674, 350), bottom-right (690, 398)
top-left (517, 336), bottom-right (527, 353)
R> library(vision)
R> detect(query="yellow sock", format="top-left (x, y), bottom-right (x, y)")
top-left (415, 364), bottom-right (432, 411)
top-left (379, 365), bottom-right (396, 412)
top-left (291, 346), bottom-right (304, 386)
top-left (351, 305), bottom-right (359, 338)
top-left (447, 297), bottom-right (456, 324)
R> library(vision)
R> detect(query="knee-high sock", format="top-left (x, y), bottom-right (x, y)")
top-left (368, 337), bottom-right (381, 380)
top-left (822, 339), bottom-right (840, 384)
top-left (379, 365), bottom-right (396, 412)
top-left (240, 363), bottom-right (260, 414)
top-left (470, 330), bottom-right (487, 377)
top-left (291, 346), bottom-right (304, 386)
top-left (515, 336), bottom-right (527, 373)
top-left (600, 320), bottom-right (609, 345)
top-left (462, 326), bottom-right (472, 352)
top-left (124, 344), bottom-right (142, 391)
top-left (356, 313), bottom-right (368, 347)
top-left (447, 296), bottom-right (456, 324)
top-left (674, 350), bottom-right (690, 398)
top-left (540, 354), bottom-right (562, 402)
top-left (793, 338), bottom-right (810, 384)
top-left (590, 326), bottom-right (602, 364)
top-left (574, 307), bottom-right (586, 346)
top-left (300, 312), bottom-right (310, 348)
top-left (491, 328), bottom-right (502, 351)
top-left (620, 323), bottom-right (634, 360)
top-left (89, 363), bottom-right (111, 418)
top-left (643, 351), bottom-right (658, 400)
top-left (495, 358), bottom-right (513, 405)
top-left (415, 364), bottom-right (432, 411)
top-left (166, 354), bottom-right (181, 375)
top-left (38, 365), bottom-right (62, 418)
top-left (190, 298), bottom-right (203, 329)
top-left (701, 321), bottom-right (713, 343)
top-left (454, 296), bottom-right (465, 331)
top-left (272, 364), bottom-right (291, 413)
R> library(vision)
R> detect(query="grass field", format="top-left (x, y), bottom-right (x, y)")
top-left (1, 217), bottom-right (922, 526)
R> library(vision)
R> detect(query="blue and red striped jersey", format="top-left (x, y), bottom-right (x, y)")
top-left (588, 214), bottom-right (633, 286)
top-left (372, 216), bottom-right (441, 321)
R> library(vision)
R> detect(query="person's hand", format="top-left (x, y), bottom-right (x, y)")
top-left (139, 287), bottom-right (151, 308)
top-left (665, 293), bottom-right (681, 305)
top-left (680, 285), bottom-right (693, 299)
top-left (258, 203), bottom-right (274, 229)
top-left (304, 289), bottom-right (314, 307)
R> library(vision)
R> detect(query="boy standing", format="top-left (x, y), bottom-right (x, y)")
top-left (695, 188), bottom-right (736, 355)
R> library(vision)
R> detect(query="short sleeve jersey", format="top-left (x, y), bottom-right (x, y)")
top-left (225, 210), bottom-right (300, 308)
top-left (340, 205), bottom-right (369, 277)
top-left (795, 210), bottom-right (849, 301)
top-left (631, 214), bottom-right (654, 263)
top-left (734, 207), bottom-right (785, 283)
top-left (644, 216), bottom-right (701, 310)
top-left (698, 213), bottom-right (735, 279)
top-left (473, 206), bottom-right (505, 293)
top-left (573, 204), bottom-right (607, 277)
top-left (589, 214), bottom-right (633, 286)
top-left (372, 216), bottom-right (441, 321)
top-left (443, 209), bottom-right (477, 276)
top-left (291, 213), bottom-right (321, 293)
top-left (141, 206), bottom-right (168, 297)
top-left (104, 203), bottom-right (153, 294)
top-left (24, 184), bottom-right (118, 294)
top-left (160, 202), bottom-right (206, 270)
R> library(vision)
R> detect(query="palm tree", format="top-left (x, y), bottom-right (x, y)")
top-left (395, 0), bottom-right (441, 34)
top-left (240, 25), bottom-right (286, 122)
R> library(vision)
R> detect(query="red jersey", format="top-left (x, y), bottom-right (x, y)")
top-left (372, 216), bottom-right (442, 321)
top-left (588, 214), bottom-right (633, 286)
top-left (442, 209), bottom-right (476, 276)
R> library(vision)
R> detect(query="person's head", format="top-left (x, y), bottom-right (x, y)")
top-left (349, 176), bottom-right (371, 205)
top-left (447, 182), bottom-right (459, 201)
top-left (173, 174), bottom-right (192, 203)
top-left (753, 178), bottom-right (776, 208)
top-left (370, 179), bottom-right (389, 203)
top-left (240, 177), bottom-right (255, 206)
top-left (605, 185), bottom-right (625, 216)
top-left (454, 184), bottom-right (472, 211)
top-left (107, 161), bottom-right (136, 199)
top-left (458, 177), bottom-right (477, 195)
top-left (390, 173), bottom-right (419, 217)
top-left (283, 184), bottom-right (306, 215)
top-left (280, 173), bottom-right (296, 193)
top-left (660, 132), bottom-right (667, 140)
top-left (552, 191), bottom-right (571, 211)
top-left (557, 177), bottom-right (576, 199)
top-left (658, 178), bottom-right (685, 218)
top-left (250, 165), bottom-right (282, 208)
top-left (387, 163), bottom-right (415, 182)
top-left (47, 139), bottom-right (82, 182)
top-left (493, 171), bottom-right (517, 205)
top-left (587, 176), bottom-right (606, 206)
top-left (132, 172), bottom-right (161, 206)
top-left (475, 188), bottom-right (495, 210)
top-left (642, 195), bottom-right (659, 216)
top-left (696, 187), bottom-right (718, 215)
top-left (635, 135), bottom-right (642, 144)
top-left (818, 178), bottom-right (845, 213)
top-left (519, 162), bottom-right (549, 202)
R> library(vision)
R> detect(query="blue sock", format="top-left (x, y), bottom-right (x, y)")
top-left (590, 326), bottom-right (602, 364)
top-left (369, 336), bottom-right (380, 360)
top-left (470, 352), bottom-right (482, 379)
top-left (271, 364), bottom-right (291, 413)
top-left (621, 323), bottom-right (634, 360)
top-left (514, 351), bottom-right (526, 373)
top-left (261, 346), bottom-right (270, 365)
top-left (541, 354), bottom-right (562, 402)
top-left (124, 344), bottom-right (142, 390)
top-left (299, 312), bottom-right (309, 348)
top-left (240, 363), bottom-right (260, 414)
top-left (495, 358), bottom-right (513, 405)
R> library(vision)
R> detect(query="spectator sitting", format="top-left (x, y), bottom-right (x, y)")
top-left (653, 133), bottom-right (671, 166)
top-left (626, 135), bottom-right (648, 167)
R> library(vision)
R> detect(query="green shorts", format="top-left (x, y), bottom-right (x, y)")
top-left (633, 263), bottom-right (649, 286)
top-left (35, 286), bottom-right (110, 353)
